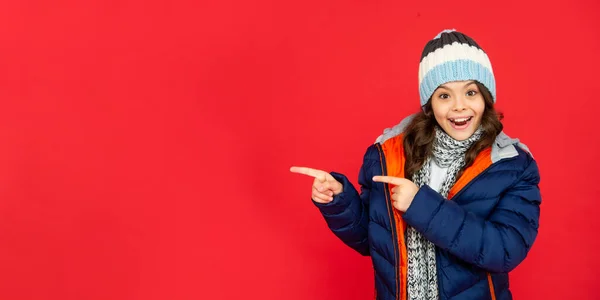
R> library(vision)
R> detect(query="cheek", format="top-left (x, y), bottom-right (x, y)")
top-left (432, 109), bottom-right (447, 125)
top-left (472, 98), bottom-right (485, 115)
top-left (476, 104), bottom-right (485, 116)
top-left (472, 101), bottom-right (485, 125)
top-left (431, 101), bottom-right (448, 122)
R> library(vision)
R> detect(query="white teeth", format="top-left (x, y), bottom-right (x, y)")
top-left (451, 117), bottom-right (470, 122)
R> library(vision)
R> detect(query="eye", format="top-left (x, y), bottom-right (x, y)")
top-left (466, 90), bottom-right (478, 97)
top-left (438, 93), bottom-right (450, 100)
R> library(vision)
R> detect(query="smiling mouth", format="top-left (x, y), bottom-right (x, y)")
top-left (449, 117), bottom-right (473, 126)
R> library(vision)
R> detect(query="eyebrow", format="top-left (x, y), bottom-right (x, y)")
top-left (438, 81), bottom-right (477, 90)
top-left (463, 81), bottom-right (477, 88)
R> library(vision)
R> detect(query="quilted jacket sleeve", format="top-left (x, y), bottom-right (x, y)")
top-left (402, 153), bottom-right (541, 273)
top-left (312, 145), bottom-right (380, 256)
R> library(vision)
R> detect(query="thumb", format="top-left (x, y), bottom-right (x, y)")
top-left (317, 172), bottom-right (327, 183)
top-left (326, 174), bottom-right (343, 194)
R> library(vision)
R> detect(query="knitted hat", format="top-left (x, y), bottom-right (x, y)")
top-left (418, 29), bottom-right (496, 107)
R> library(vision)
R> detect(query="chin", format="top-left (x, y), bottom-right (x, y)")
top-left (448, 131), bottom-right (475, 141)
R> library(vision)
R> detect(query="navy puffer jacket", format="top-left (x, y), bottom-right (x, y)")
top-left (313, 128), bottom-right (541, 300)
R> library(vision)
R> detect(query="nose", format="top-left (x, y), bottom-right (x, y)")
top-left (452, 95), bottom-right (467, 111)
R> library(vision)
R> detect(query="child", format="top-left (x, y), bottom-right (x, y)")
top-left (291, 29), bottom-right (541, 300)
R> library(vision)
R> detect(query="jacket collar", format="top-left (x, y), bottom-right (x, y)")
top-left (375, 114), bottom-right (532, 164)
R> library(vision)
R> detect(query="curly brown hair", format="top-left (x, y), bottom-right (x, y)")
top-left (402, 82), bottom-right (503, 180)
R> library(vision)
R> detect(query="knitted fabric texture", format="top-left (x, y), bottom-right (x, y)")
top-left (418, 29), bottom-right (496, 107)
top-left (406, 126), bottom-right (484, 300)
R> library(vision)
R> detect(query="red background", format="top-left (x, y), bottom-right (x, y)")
top-left (1, 0), bottom-right (599, 299)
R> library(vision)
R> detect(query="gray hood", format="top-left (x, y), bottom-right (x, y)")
top-left (374, 114), bottom-right (532, 163)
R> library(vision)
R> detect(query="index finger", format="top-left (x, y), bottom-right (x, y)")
top-left (372, 176), bottom-right (406, 185)
top-left (290, 166), bottom-right (326, 181)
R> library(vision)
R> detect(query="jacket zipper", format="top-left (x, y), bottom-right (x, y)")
top-left (375, 143), bottom-right (401, 300)
top-left (487, 273), bottom-right (496, 300)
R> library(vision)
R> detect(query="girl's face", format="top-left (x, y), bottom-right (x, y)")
top-left (431, 80), bottom-right (485, 141)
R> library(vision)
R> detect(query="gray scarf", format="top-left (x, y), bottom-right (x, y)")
top-left (406, 126), bottom-right (484, 300)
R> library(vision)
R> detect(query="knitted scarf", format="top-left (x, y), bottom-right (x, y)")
top-left (406, 126), bottom-right (484, 300)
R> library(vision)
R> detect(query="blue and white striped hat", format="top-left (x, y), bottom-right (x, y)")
top-left (418, 29), bottom-right (496, 107)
